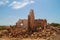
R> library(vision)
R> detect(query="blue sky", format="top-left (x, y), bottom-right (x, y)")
top-left (0, 0), bottom-right (60, 25)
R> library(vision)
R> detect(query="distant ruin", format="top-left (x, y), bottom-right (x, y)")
top-left (16, 9), bottom-right (47, 32)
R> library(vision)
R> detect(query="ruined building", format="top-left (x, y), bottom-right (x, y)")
top-left (16, 9), bottom-right (47, 32)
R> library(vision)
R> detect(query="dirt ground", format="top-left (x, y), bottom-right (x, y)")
top-left (0, 38), bottom-right (46, 40)
top-left (52, 34), bottom-right (60, 40)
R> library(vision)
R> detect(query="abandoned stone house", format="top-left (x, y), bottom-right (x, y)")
top-left (16, 9), bottom-right (47, 32)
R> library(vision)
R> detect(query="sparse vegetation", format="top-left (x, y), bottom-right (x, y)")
top-left (0, 26), bottom-right (5, 30)
top-left (50, 23), bottom-right (60, 27)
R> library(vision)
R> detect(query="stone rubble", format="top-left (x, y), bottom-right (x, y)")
top-left (0, 25), bottom-right (60, 40)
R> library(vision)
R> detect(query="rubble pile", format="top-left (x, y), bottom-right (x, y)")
top-left (0, 25), bottom-right (59, 39)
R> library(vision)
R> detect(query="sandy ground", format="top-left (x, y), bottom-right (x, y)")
top-left (53, 34), bottom-right (60, 40)
top-left (0, 38), bottom-right (46, 40)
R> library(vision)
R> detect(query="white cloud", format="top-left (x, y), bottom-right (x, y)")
top-left (9, 1), bottom-right (29, 9)
top-left (0, 0), bottom-right (35, 9)
top-left (30, 0), bottom-right (35, 3)
top-left (0, 0), bottom-right (9, 5)
top-left (25, 0), bottom-right (35, 3)
top-left (9, 0), bottom-right (35, 9)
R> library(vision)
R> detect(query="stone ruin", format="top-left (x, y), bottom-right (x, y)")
top-left (0, 9), bottom-right (60, 39)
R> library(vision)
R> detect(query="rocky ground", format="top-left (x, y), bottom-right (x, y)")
top-left (0, 34), bottom-right (60, 40)
top-left (0, 26), bottom-right (60, 40)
